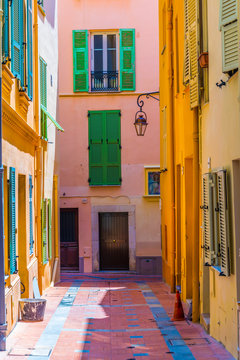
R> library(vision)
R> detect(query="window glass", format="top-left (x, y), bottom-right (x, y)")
top-left (94, 35), bottom-right (103, 72)
top-left (107, 35), bottom-right (116, 71)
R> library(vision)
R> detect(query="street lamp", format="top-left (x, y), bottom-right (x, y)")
top-left (134, 91), bottom-right (159, 136)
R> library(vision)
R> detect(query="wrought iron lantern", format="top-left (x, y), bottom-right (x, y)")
top-left (134, 111), bottom-right (148, 136)
top-left (134, 91), bottom-right (159, 136)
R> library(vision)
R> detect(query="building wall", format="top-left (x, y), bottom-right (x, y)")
top-left (58, 0), bottom-right (160, 274)
top-left (200, 0), bottom-right (239, 356)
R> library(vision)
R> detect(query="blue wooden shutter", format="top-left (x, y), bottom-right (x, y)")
top-left (73, 30), bottom-right (89, 92)
top-left (41, 199), bottom-right (47, 264)
top-left (2, 0), bottom-right (9, 59)
top-left (105, 111), bottom-right (121, 185)
top-left (40, 57), bottom-right (47, 139)
top-left (11, 0), bottom-right (24, 85)
top-left (120, 29), bottom-right (135, 91)
top-left (9, 167), bottom-right (16, 274)
top-left (88, 111), bottom-right (105, 185)
top-left (27, 0), bottom-right (33, 99)
top-left (29, 175), bottom-right (33, 255)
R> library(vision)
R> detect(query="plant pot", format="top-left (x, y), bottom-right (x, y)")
top-left (198, 52), bottom-right (208, 68)
top-left (19, 298), bottom-right (47, 322)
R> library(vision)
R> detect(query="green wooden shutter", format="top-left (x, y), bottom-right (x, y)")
top-left (183, 0), bottom-right (190, 84)
top-left (27, 0), bottom-right (33, 99)
top-left (88, 111), bottom-right (105, 185)
top-left (9, 167), bottom-right (16, 274)
top-left (11, 0), bottom-right (24, 85)
top-left (2, 0), bottom-right (9, 59)
top-left (220, 0), bottom-right (237, 27)
top-left (48, 199), bottom-right (52, 259)
top-left (120, 29), bottom-right (135, 91)
top-left (41, 199), bottom-right (47, 264)
top-left (73, 30), bottom-right (89, 92)
top-left (40, 57), bottom-right (47, 139)
top-left (217, 170), bottom-right (230, 276)
top-left (202, 173), bottom-right (214, 266)
top-left (188, 0), bottom-right (200, 108)
top-left (105, 111), bottom-right (121, 185)
top-left (29, 175), bottom-right (33, 255)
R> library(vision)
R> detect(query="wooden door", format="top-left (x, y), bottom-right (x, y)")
top-left (99, 212), bottom-right (129, 270)
top-left (60, 208), bottom-right (79, 270)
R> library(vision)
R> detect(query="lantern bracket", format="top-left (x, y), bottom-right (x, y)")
top-left (137, 91), bottom-right (160, 112)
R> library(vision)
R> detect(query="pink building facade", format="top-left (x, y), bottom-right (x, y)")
top-left (58, 0), bottom-right (160, 274)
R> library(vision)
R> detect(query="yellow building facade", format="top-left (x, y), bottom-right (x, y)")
top-left (2, 0), bottom-right (60, 335)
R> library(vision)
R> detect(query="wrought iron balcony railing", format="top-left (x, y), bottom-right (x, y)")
top-left (91, 71), bottom-right (118, 92)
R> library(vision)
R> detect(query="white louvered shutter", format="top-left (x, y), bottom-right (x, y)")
top-left (217, 170), bottom-right (230, 276)
top-left (211, 173), bottom-right (220, 266)
top-left (202, 173), bottom-right (214, 266)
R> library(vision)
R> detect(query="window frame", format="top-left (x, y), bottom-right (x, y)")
top-left (144, 166), bottom-right (160, 198)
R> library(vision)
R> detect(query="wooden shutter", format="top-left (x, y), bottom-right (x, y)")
top-left (105, 111), bottom-right (121, 185)
top-left (202, 173), bottom-right (214, 266)
top-left (217, 170), bottom-right (230, 276)
top-left (183, 0), bottom-right (190, 84)
top-left (73, 30), bottom-right (89, 92)
top-left (2, 0), bottom-right (9, 59)
top-left (220, 0), bottom-right (237, 27)
top-left (188, 0), bottom-right (200, 108)
top-left (120, 29), bottom-right (135, 91)
top-left (222, 22), bottom-right (238, 72)
top-left (11, 0), bottom-right (24, 84)
top-left (29, 175), bottom-right (33, 255)
top-left (9, 167), bottom-right (16, 274)
top-left (40, 57), bottom-right (47, 139)
top-left (89, 111), bottom-right (105, 185)
top-left (27, 0), bottom-right (33, 99)
top-left (41, 199), bottom-right (47, 264)
top-left (212, 173), bottom-right (220, 266)
top-left (48, 199), bottom-right (52, 259)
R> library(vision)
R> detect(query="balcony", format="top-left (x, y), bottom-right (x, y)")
top-left (91, 71), bottom-right (118, 92)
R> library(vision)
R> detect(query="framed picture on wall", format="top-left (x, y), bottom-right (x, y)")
top-left (144, 166), bottom-right (160, 197)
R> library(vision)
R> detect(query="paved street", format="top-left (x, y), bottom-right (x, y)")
top-left (0, 274), bottom-right (235, 360)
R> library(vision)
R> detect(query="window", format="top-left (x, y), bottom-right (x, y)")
top-left (144, 167), bottom-right (160, 197)
top-left (91, 33), bottom-right (118, 92)
top-left (40, 57), bottom-right (47, 140)
top-left (11, 0), bottom-right (24, 86)
top-left (220, 0), bottom-right (238, 73)
top-left (41, 198), bottom-right (52, 264)
top-left (88, 110), bottom-right (121, 186)
top-left (27, 0), bottom-right (33, 99)
top-left (9, 167), bottom-right (17, 274)
top-left (29, 175), bottom-right (33, 255)
top-left (73, 29), bottom-right (135, 93)
top-left (202, 170), bottom-right (230, 276)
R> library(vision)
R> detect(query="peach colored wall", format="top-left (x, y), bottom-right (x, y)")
top-left (58, 0), bottom-right (160, 273)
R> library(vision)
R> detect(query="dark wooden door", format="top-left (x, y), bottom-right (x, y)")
top-left (99, 212), bottom-right (129, 270)
top-left (60, 208), bottom-right (79, 270)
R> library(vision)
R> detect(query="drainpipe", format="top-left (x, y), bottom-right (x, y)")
top-left (0, 0), bottom-right (7, 351)
top-left (33, 0), bottom-right (42, 293)
top-left (167, 0), bottom-right (175, 293)
top-left (192, 107), bottom-right (199, 322)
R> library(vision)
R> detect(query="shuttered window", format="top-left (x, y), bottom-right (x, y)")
top-left (202, 170), bottom-right (230, 276)
top-left (88, 110), bottom-right (121, 186)
top-left (183, 0), bottom-right (190, 84)
top-left (2, 0), bottom-right (9, 60)
top-left (29, 175), bottom-right (33, 255)
top-left (9, 167), bottom-right (17, 274)
top-left (73, 30), bottom-right (89, 92)
top-left (220, 0), bottom-right (238, 72)
top-left (27, 0), bottom-right (33, 99)
top-left (41, 199), bottom-right (47, 264)
top-left (40, 57), bottom-right (47, 139)
top-left (48, 199), bottom-right (52, 260)
top-left (11, 0), bottom-right (24, 86)
top-left (120, 29), bottom-right (135, 91)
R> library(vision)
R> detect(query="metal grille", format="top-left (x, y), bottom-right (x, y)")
top-left (91, 71), bottom-right (118, 92)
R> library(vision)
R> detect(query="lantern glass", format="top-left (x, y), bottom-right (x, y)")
top-left (134, 113), bottom-right (148, 136)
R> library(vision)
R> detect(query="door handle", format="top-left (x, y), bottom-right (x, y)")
top-left (113, 239), bottom-right (116, 243)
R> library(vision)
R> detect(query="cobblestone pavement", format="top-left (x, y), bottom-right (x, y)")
top-left (0, 274), bottom-right (235, 360)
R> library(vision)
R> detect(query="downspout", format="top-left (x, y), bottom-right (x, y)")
top-left (0, 0), bottom-right (7, 351)
top-left (192, 108), bottom-right (199, 322)
top-left (167, 0), bottom-right (175, 293)
top-left (33, 0), bottom-right (42, 293)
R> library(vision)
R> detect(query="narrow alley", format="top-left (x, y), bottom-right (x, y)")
top-left (0, 274), bottom-right (234, 360)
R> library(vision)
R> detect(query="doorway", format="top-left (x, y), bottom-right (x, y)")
top-left (99, 212), bottom-right (129, 270)
top-left (60, 208), bottom-right (79, 270)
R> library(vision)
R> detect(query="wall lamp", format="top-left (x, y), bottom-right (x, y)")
top-left (134, 91), bottom-right (160, 136)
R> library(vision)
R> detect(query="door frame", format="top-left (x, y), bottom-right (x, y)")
top-left (91, 205), bottom-right (136, 271)
top-left (60, 208), bottom-right (79, 270)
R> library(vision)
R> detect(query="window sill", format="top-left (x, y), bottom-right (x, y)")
top-left (143, 195), bottom-right (160, 201)
top-left (38, 4), bottom-right (46, 16)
